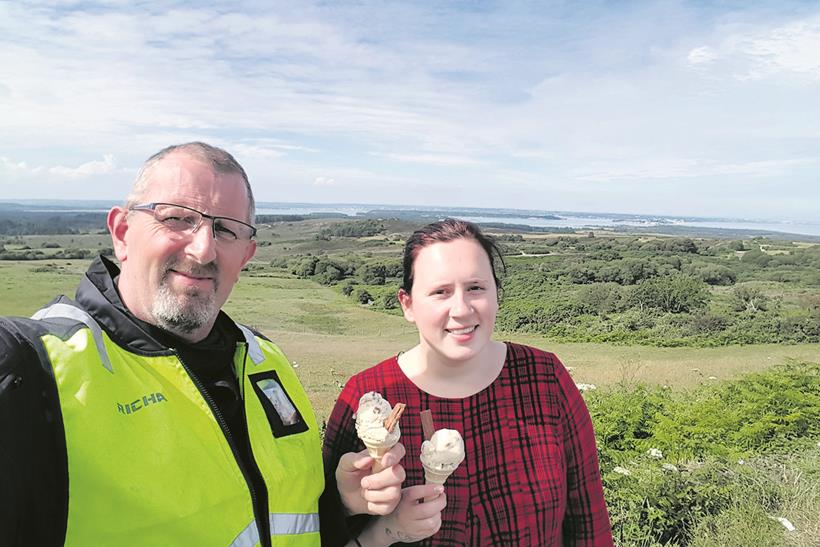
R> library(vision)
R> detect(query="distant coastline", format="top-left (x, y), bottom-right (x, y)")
top-left (1, 199), bottom-right (818, 240)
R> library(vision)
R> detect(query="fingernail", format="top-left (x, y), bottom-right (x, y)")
top-left (434, 486), bottom-right (444, 494)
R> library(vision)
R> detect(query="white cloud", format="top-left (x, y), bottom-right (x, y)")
top-left (1, 154), bottom-right (123, 179)
top-left (230, 144), bottom-right (286, 160)
top-left (688, 17), bottom-right (820, 80)
top-left (572, 157), bottom-right (815, 182)
top-left (371, 152), bottom-right (481, 166)
top-left (48, 154), bottom-right (119, 178)
top-left (314, 176), bottom-right (335, 186)
top-left (687, 46), bottom-right (717, 65)
top-left (0, 156), bottom-right (33, 174)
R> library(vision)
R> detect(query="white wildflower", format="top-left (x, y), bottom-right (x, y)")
top-left (647, 448), bottom-right (663, 459)
top-left (738, 459), bottom-right (745, 465)
top-left (575, 383), bottom-right (597, 392)
top-left (768, 516), bottom-right (796, 532)
top-left (690, 368), bottom-right (701, 374)
top-left (708, 376), bottom-right (717, 380)
top-left (662, 463), bottom-right (679, 473)
top-left (613, 466), bottom-right (631, 476)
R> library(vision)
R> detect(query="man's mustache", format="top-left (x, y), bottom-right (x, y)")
top-left (162, 259), bottom-right (219, 283)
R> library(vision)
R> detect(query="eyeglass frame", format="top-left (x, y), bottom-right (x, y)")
top-left (128, 202), bottom-right (257, 241)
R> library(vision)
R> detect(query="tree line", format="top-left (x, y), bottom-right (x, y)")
top-left (275, 232), bottom-right (820, 346)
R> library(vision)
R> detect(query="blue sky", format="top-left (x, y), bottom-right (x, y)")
top-left (1, 1), bottom-right (819, 221)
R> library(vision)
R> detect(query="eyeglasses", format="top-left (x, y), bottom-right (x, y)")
top-left (129, 202), bottom-right (257, 242)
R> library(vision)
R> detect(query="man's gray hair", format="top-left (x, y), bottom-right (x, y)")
top-left (125, 142), bottom-right (256, 223)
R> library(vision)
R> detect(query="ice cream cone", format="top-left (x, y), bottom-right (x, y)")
top-left (355, 392), bottom-right (403, 474)
top-left (366, 443), bottom-right (391, 472)
top-left (422, 466), bottom-right (452, 501)
top-left (420, 428), bottom-right (465, 502)
top-left (423, 466), bottom-right (453, 485)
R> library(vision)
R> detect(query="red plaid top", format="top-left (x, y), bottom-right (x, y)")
top-left (323, 342), bottom-right (613, 546)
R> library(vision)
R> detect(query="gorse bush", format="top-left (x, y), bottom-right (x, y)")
top-left (586, 362), bottom-right (820, 545)
top-left (651, 363), bottom-right (820, 458)
top-left (589, 362), bottom-right (820, 462)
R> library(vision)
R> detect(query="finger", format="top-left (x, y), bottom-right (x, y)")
top-left (336, 449), bottom-right (374, 475)
top-left (419, 492), bottom-right (446, 515)
top-left (402, 483), bottom-right (445, 504)
top-left (361, 484), bottom-right (403, 504)
top-left (380, 441), bottom-right (406, 468)
top-left (371, 441), bottom-right (407, 470)
top-left (361, 463), bottom-right (406, 490)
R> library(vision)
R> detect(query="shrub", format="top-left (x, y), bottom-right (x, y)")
top-left (576, 283), bottom-right (625, 314)
top-left (356, 289), bottom-right (373, 305)
top-left (695, 265), bottom-right (737, 286)
top-left (382, 293), bottom-right (399, 310)
top-left (590, 364), bottom-right (820, 545)
top-left (628, 274), bottom-right (710, 314)
top-left (651, 362), bottom-right (820, 458)
top-left (729, 285), bottom-right (769, 312)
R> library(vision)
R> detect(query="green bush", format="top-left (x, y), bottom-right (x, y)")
top-left (590, 363), bottom-right (820, 545)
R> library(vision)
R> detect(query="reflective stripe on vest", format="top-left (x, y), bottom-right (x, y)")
top-left (230, 513), bottom-right (321, 546)
top-left (32, 302), bottom-right (114, 373)
top-left (236, 324), bottom-right (265, 365)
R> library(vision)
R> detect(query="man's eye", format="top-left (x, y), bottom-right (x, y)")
top-left (214, 222), bottom-right (238, 239)
top-left (160, 215), bottom-right (196, 228)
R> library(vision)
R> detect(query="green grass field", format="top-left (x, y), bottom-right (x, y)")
top-left (5, 258), bottom-right (816, 424)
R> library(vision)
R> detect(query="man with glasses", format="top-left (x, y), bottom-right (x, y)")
top-left (0, 143), bottom-right (409, 546)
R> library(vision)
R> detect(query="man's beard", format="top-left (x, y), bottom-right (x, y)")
top-left (151, 259), bottom-right (220, 336)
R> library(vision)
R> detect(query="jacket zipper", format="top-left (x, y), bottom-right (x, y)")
top-left (175, 348), bottom-right (272, 547)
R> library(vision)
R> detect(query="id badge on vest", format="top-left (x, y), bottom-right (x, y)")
top-left (249, 371), bottom-right (309, 437)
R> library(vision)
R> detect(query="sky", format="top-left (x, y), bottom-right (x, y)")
top-left (1, 1), bottom-right (819, 222)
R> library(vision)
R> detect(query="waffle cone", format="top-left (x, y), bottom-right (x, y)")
top-left (423, 466), bottom-right (453, 485)
top-left (365, 443), bottom-right (391, 473)
top-left (422, 465), bottom-right (452, 502)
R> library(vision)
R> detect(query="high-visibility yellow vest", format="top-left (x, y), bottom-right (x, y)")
top-left (32, 303), bottom-right (323, 546)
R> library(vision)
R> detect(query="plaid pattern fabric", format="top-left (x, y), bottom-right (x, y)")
top-left (323, 343), bottom-right (613, 546)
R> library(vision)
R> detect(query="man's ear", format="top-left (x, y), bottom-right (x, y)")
top-left (237, 240), bottom-right (257, 281)
top-left (107, 207), bottom-right (129, 262)
top-left (398, 288), bottom-right (414, 323)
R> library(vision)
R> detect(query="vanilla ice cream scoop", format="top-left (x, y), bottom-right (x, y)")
top-left (356, 391), bottom-right (404, 472)
top-left (420, 428), bottom-right (465, 478)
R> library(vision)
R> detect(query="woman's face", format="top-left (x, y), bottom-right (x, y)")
top-left (399, 238), bottom-right (499, 366)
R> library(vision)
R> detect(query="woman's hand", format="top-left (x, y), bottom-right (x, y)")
top-left (356, 484), bottom-right (447, 546)
top-left (335, 443), bottom-right (406, 515)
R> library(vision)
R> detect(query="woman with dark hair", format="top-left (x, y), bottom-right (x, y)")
top-left (323, 219), bottom-right (613, 546)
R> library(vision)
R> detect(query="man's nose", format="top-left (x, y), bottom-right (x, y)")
top-left (185, 220), bottom-right (218, 264)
